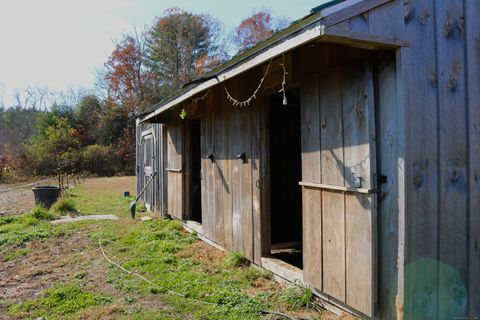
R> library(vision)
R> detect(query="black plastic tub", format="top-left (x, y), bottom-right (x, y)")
top-left (32, 186), bottom-right (61, 209)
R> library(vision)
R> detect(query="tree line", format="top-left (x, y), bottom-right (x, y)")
top-left (0, 7), bottom-right (287, 179)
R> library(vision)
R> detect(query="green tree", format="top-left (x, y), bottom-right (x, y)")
top-left (145, 7), bottom-right (226, 92)
top-left (28, 116), bottom-right (82, 175)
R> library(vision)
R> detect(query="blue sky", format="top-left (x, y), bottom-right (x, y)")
top-left (0, 0), bottom-right (326, 105)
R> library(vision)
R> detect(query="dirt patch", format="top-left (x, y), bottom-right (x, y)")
top-left (0, 231), bottom-right (91, 315)
top-left (177, 241), bottom-right (225, 269)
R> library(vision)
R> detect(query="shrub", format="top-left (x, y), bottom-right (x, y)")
top-left (51, 197), bottom-right (77, 215)
top-left (82, 144), bottom-right (117, 176)
top-left (31, 206), bottom-right (55, 221)
top-left (224, 251), bottom-right (249, 268)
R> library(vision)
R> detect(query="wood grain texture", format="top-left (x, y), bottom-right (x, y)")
top-left (466, 0), bottom-right (480, 316)
top-left (322, 190), bottom-right (346, 302)
top-left (375, 57), bottom-right (400, 320)
top-left (166, 121), bottom-right (184, 219)
top-left (300, 76), bottom-right (321, 183)
top-left (302, 187), bottom-right (323, 291)
top-left (436, 1), bottom-right (468, 318)
top-left (200, 103), bottom-right (215, 239)
top-left (251, 97), bottom-right (264, 264)
top-left (345, 194), bottom-right (375, 317)
top-left (319, 69), bottom-right (344, 187)
top-left (401, 0), bottom-right (439, 319)
top-left (213, 90), bottom-right (226, 246)
top-left (342, 63), bottom-right (374, 190)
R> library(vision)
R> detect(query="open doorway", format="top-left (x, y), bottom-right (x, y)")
top-left (188, 118), bottom-right (202, 223)
top-left (268, 92), bottom-right (303, 269)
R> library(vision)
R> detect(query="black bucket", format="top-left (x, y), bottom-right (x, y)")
top-left (32, 186), bottom-right (61, 209)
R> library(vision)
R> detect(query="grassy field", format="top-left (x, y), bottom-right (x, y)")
top-left (0, 177), bottom-right (341, 320)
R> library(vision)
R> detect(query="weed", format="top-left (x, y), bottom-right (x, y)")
top-left (224, 251), bottom-right (249, 268)
top-left (30, 206), bottom-right (55, 220)
top-left (51, 197), bottom-right (78, 214)
top-left (136, 202), bottom-right (147, 212)
top-left (242, 267), bottom-right (272, 283)
top-left (278, 280), bottom-right (322, 311)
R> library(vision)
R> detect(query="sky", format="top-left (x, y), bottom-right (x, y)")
top-left (0, 0), bottom-right (325, 106)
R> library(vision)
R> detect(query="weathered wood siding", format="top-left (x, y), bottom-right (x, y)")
top-left (136, 122), bottom-right (164, 213)
top-left (300, 61), bottom-right (378, 317)
top-left (400, 0), bottom-right (478, 318)
top-left (197, 74), bottom-right (264, 261)
top-left (137, 1), bottom-right (479, 318)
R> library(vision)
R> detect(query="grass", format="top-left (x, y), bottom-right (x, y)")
top-left (278, 280), bottom-right (322, 311)
top-left (2, 177), bottom-right (326, 320)
top-left (51, 197), bottom-right (78, 214)
top-left (224, 251), bottom-right (250, 268)
top-left (8, 283), bottom-right (112, 318)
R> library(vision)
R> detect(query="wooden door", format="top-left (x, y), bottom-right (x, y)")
top-left (142, 131), bottom-right (155, 211)
top-left (166, 121), bottom-right (184, 219)
top-left (300, 62), bottom-right (377, 317)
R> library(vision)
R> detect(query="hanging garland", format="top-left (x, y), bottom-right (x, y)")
top-left (278, 54), bottom-right (288, 106)
top-left (222, 58), bottom-right (273, 108)
top-left (179, 55), bottom-right (289, 119)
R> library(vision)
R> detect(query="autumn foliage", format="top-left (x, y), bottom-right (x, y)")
top-left (0, 7), bottom-right (288, 178)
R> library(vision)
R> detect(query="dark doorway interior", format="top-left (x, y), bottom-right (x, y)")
top-left (269, 92), bottom-right (303, 269)
top-left (190, 119), bottom-right (202, 223)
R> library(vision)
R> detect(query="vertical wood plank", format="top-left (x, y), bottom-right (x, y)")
top-left (399, 0), bottom-right (439, 319)
top-left (342, 63), bottom-right (374, 190)
top-left (376, 56), bottom-right (401, 320)
top-left (252, 97), bottom-right (263, 264)
top-left (223, 94), bottom-right (233, 250)
top-left (319, 69), bottom-right (344, 187)
top-left (301, 76), bottom-right (321, 183)
top-left (213, 90), bottom-right (226, 246)
top-left (322, 190), bottom-right (346, 302)
top-left (466, 0), bottom-right (480, 316)
top-left (345, 194), bottom-right (375, 317)
top-left (241, 105), bottom-right (254, 260)
top-left (342, 61), bottom-right (377, 317)
top-left (436, 1), bottom-right (468, 318)
top-left (302, 187), bottom-right (322, 291)
top-left (203, 101), bottom-right (216, 240)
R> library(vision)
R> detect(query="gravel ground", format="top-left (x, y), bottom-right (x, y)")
top-left (0, 177), bottom-right (59, 216)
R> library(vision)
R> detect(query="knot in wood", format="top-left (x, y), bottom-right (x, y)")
top-left (418, 8), bottom-right (430, 25)
top-left (321, 118), bottom-right (327, 129)
top-left (429, 71), bottom-right (437, 87)
top-left (448, 74), bottom-right (457, 90)
top-left (443, 17), bottom-right (452, 37)
top-left (456, 17), bottom-right (464, 33)
top-left (412, 163), bottom-right (424, 190)
top-left (447, 159), bottom-right (460, 183)
top-left (404, 1), bottom-right (413, 23)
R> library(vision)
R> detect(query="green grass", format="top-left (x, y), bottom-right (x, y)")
top-left (224, 251), bottom-right (250, 268)
top-left (51, 197), bottom-right (78, 214)
top-left (8, 283), bottom-right (112, 318)
top-left (3, 177), bottom-right (322, 319)
top-left (278, 280), bottom-right (322, 311)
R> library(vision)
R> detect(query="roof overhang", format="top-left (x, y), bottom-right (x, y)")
top-left (139, 0), bottom-right (406, 124)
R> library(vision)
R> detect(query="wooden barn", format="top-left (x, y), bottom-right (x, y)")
top-left (136, 0), bottom-right (479, 318)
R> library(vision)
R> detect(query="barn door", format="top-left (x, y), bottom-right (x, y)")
top-left (142, 130), bottom-right (155, 211)
top-left (165, 121), bottom-right (184, 219)
top-left (300, 62), bottom-right (377, 317)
